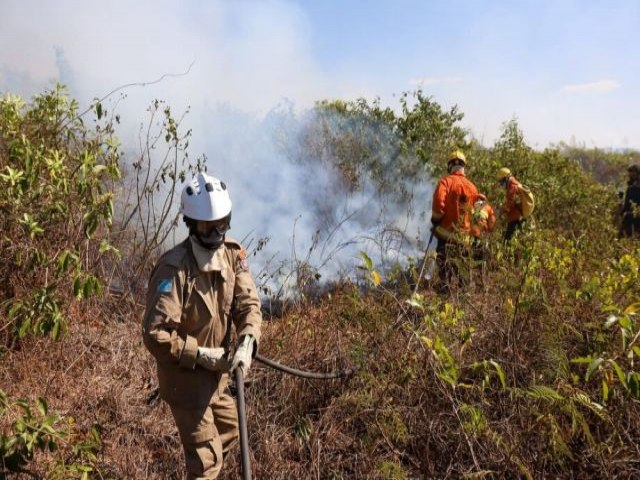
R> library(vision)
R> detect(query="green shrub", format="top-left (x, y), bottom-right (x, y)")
top-left (0, 85), bottom-right (120, 341)
top-left (0, 389), bottom-right (101, 478)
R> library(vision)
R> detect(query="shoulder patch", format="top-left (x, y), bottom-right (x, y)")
top-left (157, 278), bottom-right (173, 293)
top-left (237, 249), bottom-right (250, 271)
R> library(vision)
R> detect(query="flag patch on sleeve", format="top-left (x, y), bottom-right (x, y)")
top-left (158, 279), bottom-right (173, 293)
top-left (238, 248), bottom-right (250, 271)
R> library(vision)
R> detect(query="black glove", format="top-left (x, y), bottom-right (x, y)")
top-left (430, 217), bottom-right (441, 227)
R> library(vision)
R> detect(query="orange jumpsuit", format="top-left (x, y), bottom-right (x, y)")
top-left (504, 176), bottom-right (523, 222)
top-left (431, 170), bottom-right (480, 241)
top-left (430, 171), bottom-right (480, 290)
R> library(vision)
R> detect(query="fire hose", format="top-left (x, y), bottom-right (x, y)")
top-left (234, 354), bottom-right (354, 480)
top-left (255, 353), bottom-right (354, 379)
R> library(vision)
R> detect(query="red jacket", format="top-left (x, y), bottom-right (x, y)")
top-left (431, 170), bottom-right (479, 239)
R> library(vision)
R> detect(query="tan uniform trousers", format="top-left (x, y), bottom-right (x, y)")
top-left (170, 386), bottom-right (239, 480)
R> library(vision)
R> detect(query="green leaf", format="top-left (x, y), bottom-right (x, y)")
top-left (83, 278), bottom-right (94, 298)
top-left (585, 357), bottom-right (603, 382)
top-left (609, 360), bottom-right (628, 388)
top-left (570, 356), bottom-right (593, 364)
top-left (99, 240), bottom-right (121, 258)
top-left (36, 397), bottom-right (48, 416)
top-left (15, 418), bottom-right (26, 433)
top-left (73, 276), bottom-right (83, 298)
top-left (488, 360), bottom-right (507, 389)
top-left (51, 318), bottom-right (61, 341)
top-left (57, 251), bottom-right (69, 273)
top-left (18, 318), bottom-right (32, 338)
top-left (8, 301), bottom-right (23, 319)
top-left (619, 316), bottom-right (633, 330)
top-left (360, 251), bottom-right (373, 271)
top-left (83, 211), bottom-right (98, 237)
top-left (57, 250), bottom-right (79, 274)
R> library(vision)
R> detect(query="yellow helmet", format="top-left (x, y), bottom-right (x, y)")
top-left (448, 150), bottom-right (467, 165)
top-left (496, 167), bottom-right (512, 181)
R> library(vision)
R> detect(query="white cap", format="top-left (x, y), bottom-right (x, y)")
top-left (180, 172), bottom-right (232, 221)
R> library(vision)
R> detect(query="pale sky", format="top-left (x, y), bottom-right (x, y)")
top-left (1, 0), bottom-right (639, 149)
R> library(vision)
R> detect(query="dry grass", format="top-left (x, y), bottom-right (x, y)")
top-left (3, 257), bottom-right (640, 479)
top-left (1, 293), bottom-right (181, 479)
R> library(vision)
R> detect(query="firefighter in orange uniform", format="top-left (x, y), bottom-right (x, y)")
top-left (471, 193), bottom-right (496, 239)
top-left (497, 167), bottom-right (521, 240)
top-left (430, 150), bottom-right (480, 291)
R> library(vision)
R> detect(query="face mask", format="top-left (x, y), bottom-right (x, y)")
top-left (196, 230), bottom-right (225, 250)
top-left (194, 218), bottom-right (230, 250)
top-left (448, 164), bottom-right (464, 174)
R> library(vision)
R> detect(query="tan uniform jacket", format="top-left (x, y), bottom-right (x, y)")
top-left (142, 237), bottom-right (262, 408)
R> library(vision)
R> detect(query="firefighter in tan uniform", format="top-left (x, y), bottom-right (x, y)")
top-left (142, 172), bottom-right (262, 479)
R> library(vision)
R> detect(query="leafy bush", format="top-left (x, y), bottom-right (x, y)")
top-left (0, 85), bottom-right (121, 342)
top-left (306, 91), bottom-right (468, 197)
top-left (0, 389), bottom-right (101, 478)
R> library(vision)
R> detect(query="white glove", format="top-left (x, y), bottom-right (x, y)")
top-left (231, 335), bottom-right (255, 375)
top-left (196, 347), bottom-right (230, 372)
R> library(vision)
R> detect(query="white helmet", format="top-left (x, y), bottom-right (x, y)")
top-left (180, 172), bottom-right (232, 221)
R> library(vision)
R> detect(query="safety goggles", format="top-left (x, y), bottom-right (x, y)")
top-left (196, 219), bottom-right (230, 237)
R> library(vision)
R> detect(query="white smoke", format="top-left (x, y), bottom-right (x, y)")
top-left (179, 101), bottom-right (435, 296)
top-left (1, 0), bottom-right (437, 297)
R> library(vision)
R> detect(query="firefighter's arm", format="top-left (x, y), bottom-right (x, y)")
top-left (142, 264), bottom-right (198, 369)
top-left (431, 179), bottom-right (448, 225)
top-left (231, 249), bottom-right (262, 354)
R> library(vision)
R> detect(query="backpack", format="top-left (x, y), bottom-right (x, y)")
top-left (518, 184), bottom-right (535, 218)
